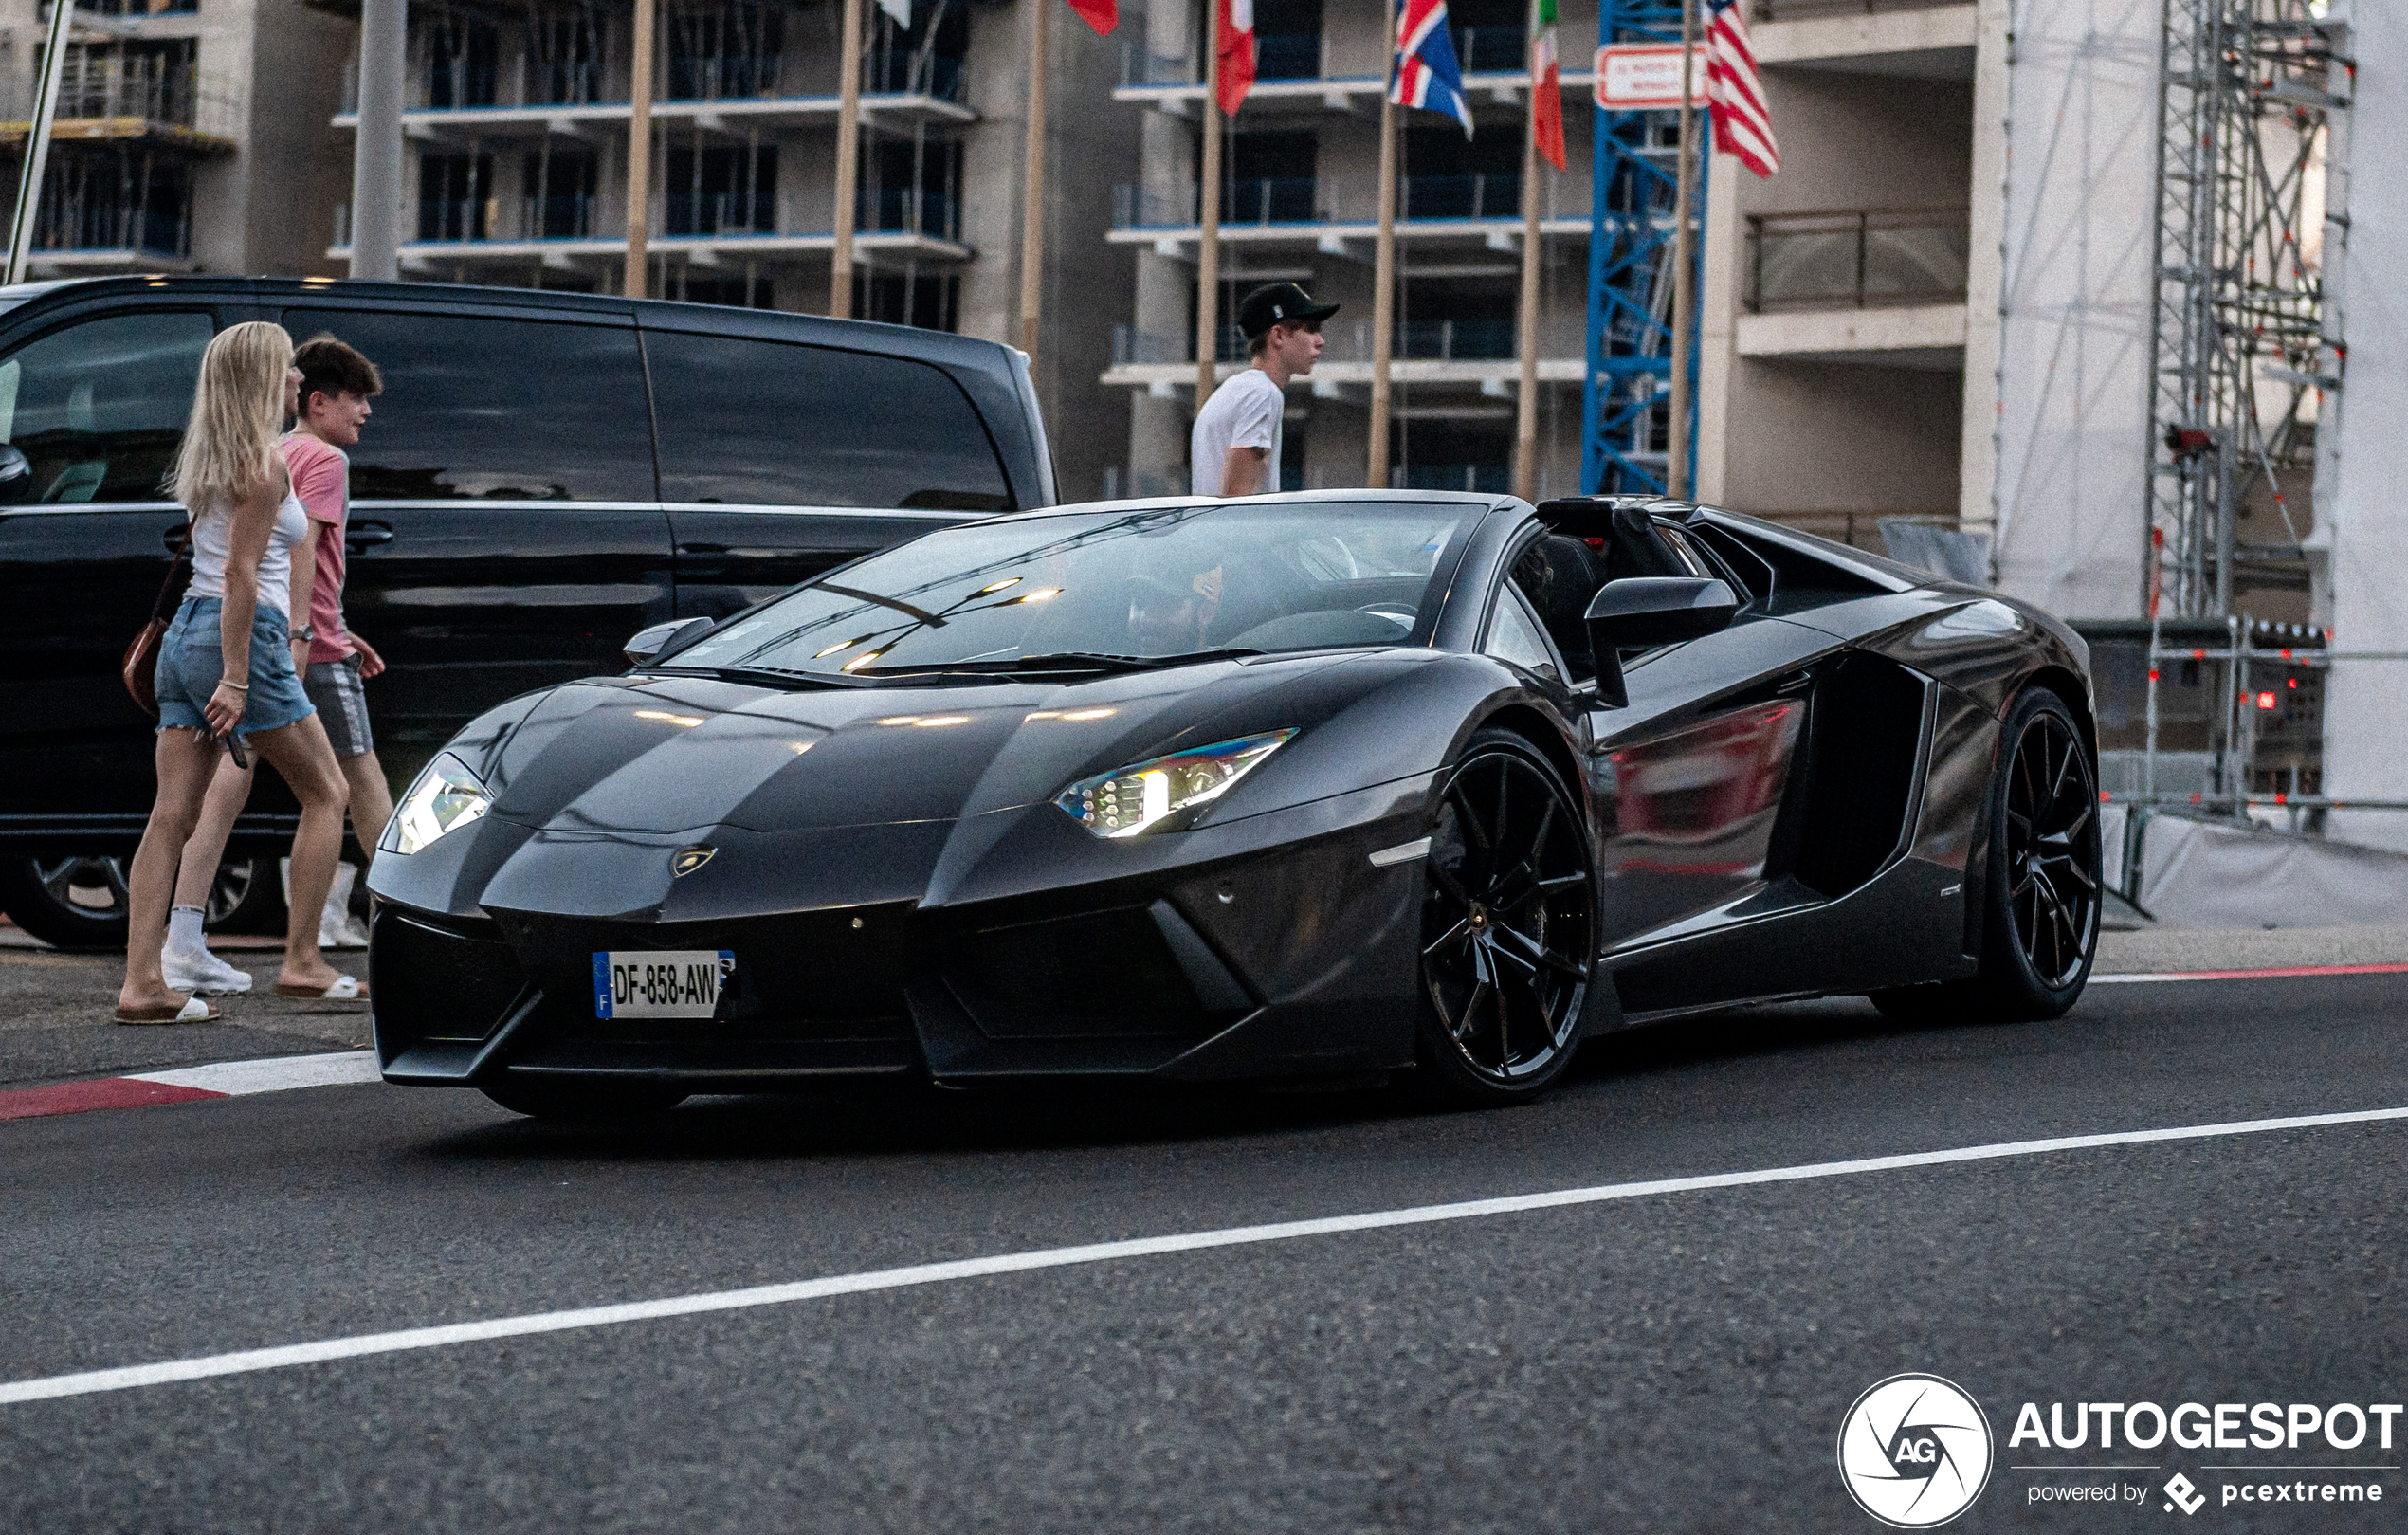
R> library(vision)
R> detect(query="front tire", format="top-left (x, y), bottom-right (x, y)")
top-left (1414, 729), bottom-right (1597, 1106)
top-left (1870, 685), bottom-right (2101, 1024)
top-left (481, 1081), bottom-right (688, 1122)
top-left (0, 854), bottom-right (133, 948)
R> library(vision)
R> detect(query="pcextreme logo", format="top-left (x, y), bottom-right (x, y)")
top-left (1838, 1374), bottom-right (1997, 1528)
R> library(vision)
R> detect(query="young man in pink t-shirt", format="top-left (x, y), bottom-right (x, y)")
top-left (160, 336), bottom-right (388, 997)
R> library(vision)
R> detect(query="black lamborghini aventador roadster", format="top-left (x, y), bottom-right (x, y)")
top-left (366, 491), bottom-right (2103, 1118)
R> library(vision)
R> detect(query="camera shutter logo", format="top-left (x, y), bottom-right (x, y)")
top-left (1836, 1374), bottom-right (1995, 1527)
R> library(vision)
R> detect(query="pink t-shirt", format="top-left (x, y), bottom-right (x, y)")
top-left (282, 433), bottom-right (353, 665)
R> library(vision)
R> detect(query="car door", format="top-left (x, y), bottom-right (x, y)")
top-left (642, 327), bottom-right (1015, 621)
top-left (1569, 521), bottom-right (1844, 964)
top-left (276, 302), bottom-right (673, 776)
top-left (0, 304), bottom-right (220, 821)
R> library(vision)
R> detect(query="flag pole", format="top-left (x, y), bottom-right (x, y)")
top-left (832, 0), bottom-right (866, 317)
top-left (1195, 36), bottom-right (1222, 414)
top-left (1511, 5), bottom-right (1544, 502)
top-left (1666, 0), bottom-right (1699, 499)
top-left (1018, 0), bottom-right (1049, 356)
top-left (624, 0), bottom-right (656, 297)
top-left (1367, 84), bottom-right (1397, 491)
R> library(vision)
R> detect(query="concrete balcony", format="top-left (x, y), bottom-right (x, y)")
top-left (1735, 302), bottom-right (1967, 367)
top-left (330, 88), bottom-right (975, 140)
top-left (1109, 174), bottom-right (1590, 258)
top-left (1751, 0), bottom-right (1977, 79)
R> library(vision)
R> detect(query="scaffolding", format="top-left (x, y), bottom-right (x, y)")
top-left (1578, 0), bottom-right (1701, 496)
top-left (2143, 0), bottom-right (2346, 619)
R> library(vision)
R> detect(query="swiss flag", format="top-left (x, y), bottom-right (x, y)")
top-left (1067, 0), bottom-right (1117, 36)
top-left (1217, 0), bottom-right (1255, 114)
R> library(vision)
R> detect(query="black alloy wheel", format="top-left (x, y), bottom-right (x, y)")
top-left (1870, 686), bottom-right (2100, 1024)
top-left (2000, 696), bottom-right (2101, 992)
top-left (1416, 729), bottom-right (1596, 1105)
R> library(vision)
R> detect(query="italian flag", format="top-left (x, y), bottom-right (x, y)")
top-left (1530, 0), bottom-right (1564, 172)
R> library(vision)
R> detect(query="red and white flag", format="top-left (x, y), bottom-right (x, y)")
top-left (1705, 0), bottom-right (1777, 176)
top-left (1067, 0), bottom-right (1118, 37)
top-left (1217, 0), bottom-right (1256, 114)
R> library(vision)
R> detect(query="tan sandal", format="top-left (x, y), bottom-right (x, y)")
top-left (114, 996), bottom-right (219, 1026)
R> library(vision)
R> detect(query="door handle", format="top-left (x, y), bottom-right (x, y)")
top-left (679, 542), bottom-right (732, 555)
top-left (345, 521), bottom-right (394, 549)
top-left (161, 524), bottom-right (190, 552)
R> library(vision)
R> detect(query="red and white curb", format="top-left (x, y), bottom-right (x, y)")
top-left (0, 1051), bottom-right (381, 1123)
top-left (2088, 961), bottom-right (2408, 984)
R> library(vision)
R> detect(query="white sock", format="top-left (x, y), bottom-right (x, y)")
top-left (167, 905), bottom-right (206, 954)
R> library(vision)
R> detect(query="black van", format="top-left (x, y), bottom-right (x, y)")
top-left (0, 276), bottom-right (1056, 946)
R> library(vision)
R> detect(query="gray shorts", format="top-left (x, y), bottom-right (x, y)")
top-left (303, 656), bottom-right (374, 758)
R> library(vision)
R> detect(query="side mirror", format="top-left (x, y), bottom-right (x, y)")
top-left (1583, 576), bottom-right (1738, 708)
top-left (624, 615), bottom-right (715, 668)
top-left (0, 445), bottom-right (32, 505)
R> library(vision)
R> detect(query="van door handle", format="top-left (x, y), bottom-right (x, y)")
top-left (679, 542), bottom-right (732, 554)
top-left (345, 521), bottom-right (393, 550)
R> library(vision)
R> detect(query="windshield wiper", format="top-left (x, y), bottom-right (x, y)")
top-left (696, 665), bottom-right (879, 690)
top-left (865, 649), bottom-right (1266, 678)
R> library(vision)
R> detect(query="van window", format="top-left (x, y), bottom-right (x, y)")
top-left (646, 330), bottom-right (1012, 511)
top-left (282, 309), bottom-right (652, 501)
top-left (0, 310), bottom-right (211, 503)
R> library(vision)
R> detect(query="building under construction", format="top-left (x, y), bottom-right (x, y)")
top-left (0, 0), bottom-right (353, 277)
top-left (312, 0), bottom-right (1135, 496)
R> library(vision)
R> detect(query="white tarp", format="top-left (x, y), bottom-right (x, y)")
top-left (2319, 0), bottom-right (2408, 851)
top-left (2113, 809), bottom-right (2408, 928)
top-left (1987, 0), bottom-right (2159, 619)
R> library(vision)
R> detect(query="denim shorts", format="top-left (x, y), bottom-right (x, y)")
top-left (154, 595), bottom-right (316, 740)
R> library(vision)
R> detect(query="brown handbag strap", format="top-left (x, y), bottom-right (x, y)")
top-left (149, 526), bottom-right (192, 624)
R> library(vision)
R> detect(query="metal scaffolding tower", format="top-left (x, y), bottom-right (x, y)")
top-left (1579, 0), bottom-right (1702, 497)
top-left (2144, 0), bottom-right (2347, 617)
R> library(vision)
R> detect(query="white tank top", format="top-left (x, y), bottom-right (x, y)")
top-left (187, 476), bottom-right (310, 621)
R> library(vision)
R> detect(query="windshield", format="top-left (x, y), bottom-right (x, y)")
top-left (666, 500), bottom-right (1479, 679)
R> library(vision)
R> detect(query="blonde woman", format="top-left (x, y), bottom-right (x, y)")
top-left (115, 322), bottom-right (357, 1023)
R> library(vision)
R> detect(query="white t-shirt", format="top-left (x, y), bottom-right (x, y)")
top-left (1191, 368), bottom-right (1285, 496)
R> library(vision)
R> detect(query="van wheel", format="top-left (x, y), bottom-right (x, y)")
top-left (0, 854), bottom-right (133, 948)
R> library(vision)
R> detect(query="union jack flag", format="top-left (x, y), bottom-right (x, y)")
top-left (1706, 0), bottom-right (1778, 177)
top-left (1391, 0), bottom-right (1473, 137)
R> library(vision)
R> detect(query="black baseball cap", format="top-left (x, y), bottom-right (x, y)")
top-left (1238, 282), bottom-right (1340, 339)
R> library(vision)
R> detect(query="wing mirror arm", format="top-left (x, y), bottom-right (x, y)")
top-left (1580, 577), bottom-right (1739, 711)
top-left (624, 615), bottom-right (716, 668)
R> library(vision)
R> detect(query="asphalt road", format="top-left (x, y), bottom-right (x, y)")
top-left (3, 967), bottom-right (2404, 1533)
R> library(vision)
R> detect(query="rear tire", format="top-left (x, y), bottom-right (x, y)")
top-left (1869, 686), bottom-right (2100, 1024)
top-left (481, 1081), bottom-right (688, 1122)
top-left (1413, 729), bottom-right (1596, 1106)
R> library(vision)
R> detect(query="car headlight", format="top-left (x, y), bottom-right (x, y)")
top-left (382, 752), bottom-right (493, 854)
top-left (1055, 730), bottom-right (1297, 838)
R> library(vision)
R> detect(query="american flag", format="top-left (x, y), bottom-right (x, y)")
top-left (1706, 0), bottom-right (1778, 177)
top-left (1392, 0), bottom-right (1473, 137)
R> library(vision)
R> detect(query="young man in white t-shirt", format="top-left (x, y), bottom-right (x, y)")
top-left (1191, 282), bottom-right (1338, 497)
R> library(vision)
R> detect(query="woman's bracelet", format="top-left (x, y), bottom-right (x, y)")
top-left (217, 677), bottom-right (250, 692)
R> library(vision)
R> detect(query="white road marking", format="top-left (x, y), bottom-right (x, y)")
top-left (126, 1052), bottom-right (382, 1096)
top-left (5, 1103), bottom-right (2403, 1408)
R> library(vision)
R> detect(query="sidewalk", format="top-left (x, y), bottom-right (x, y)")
top-left (0, 920), bottom-right (371, 1091)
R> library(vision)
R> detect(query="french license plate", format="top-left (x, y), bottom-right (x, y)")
top-left (593, 950), bottom-right (734, 1019)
